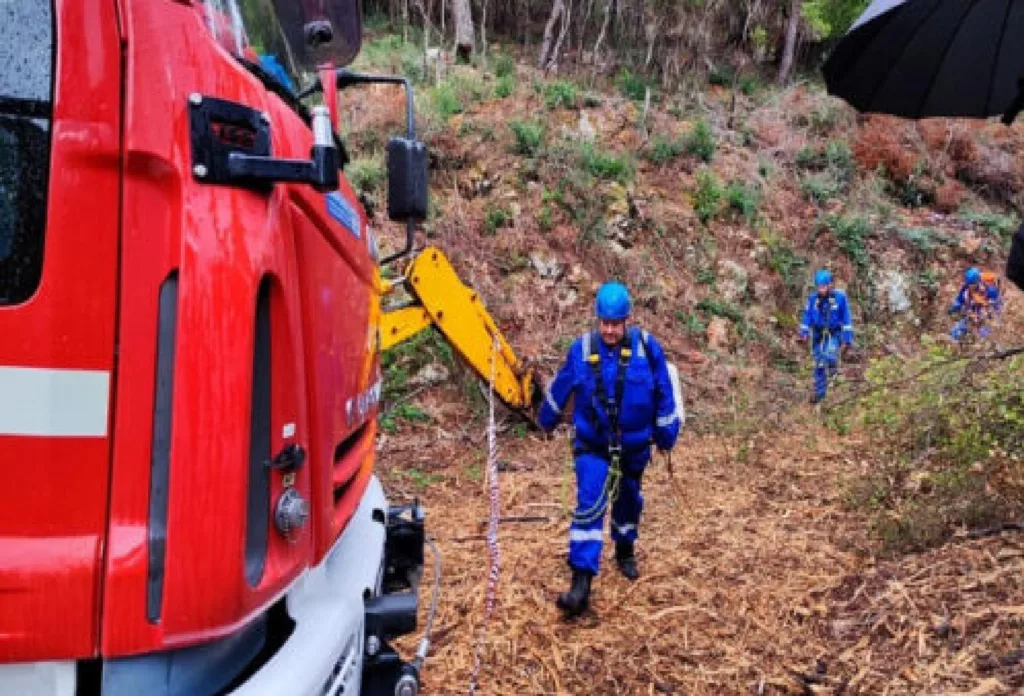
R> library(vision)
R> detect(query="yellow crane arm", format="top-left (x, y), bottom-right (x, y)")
top-left (379, 246), bottom-right (536, 412)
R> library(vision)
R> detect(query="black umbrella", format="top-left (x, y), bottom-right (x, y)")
top-left (823, 0), bottom-right (1024, 125)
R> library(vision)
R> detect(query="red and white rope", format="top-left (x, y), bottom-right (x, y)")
top-left (468, 337), bottom-right (502, 694)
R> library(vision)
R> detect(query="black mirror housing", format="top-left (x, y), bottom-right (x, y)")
top-left (387, 137), bottom-right (428, 222)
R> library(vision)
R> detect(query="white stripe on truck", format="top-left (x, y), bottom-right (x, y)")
top-left (0, 366), bottom-right (110, 437)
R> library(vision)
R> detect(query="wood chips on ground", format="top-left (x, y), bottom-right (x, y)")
top-left (380, 422), bottom-right (1024, 695)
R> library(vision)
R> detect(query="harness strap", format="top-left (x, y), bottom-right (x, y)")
top-left (572, 331), bottom-right (632, 525)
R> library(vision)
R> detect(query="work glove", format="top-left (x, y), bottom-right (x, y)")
top-left (529, 374), bottom-right (546, 411)
top-left (946, 303), bottom-right (960, 316)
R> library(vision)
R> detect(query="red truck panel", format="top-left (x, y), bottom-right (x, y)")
top-left (0, 0), bottom-right (122, 662)
top-left (100, 0), bottom-right (380, 658)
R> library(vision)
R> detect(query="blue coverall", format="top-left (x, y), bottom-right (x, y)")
top-left (538, 328), bottom-right (680, 575)
top-left (949, 282), bottom-right (1001, 341)
top-left (799, 290), bottom-right (854, 401)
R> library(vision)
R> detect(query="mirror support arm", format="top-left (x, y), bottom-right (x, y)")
top-left (332, 70), bottom-right (419, 265)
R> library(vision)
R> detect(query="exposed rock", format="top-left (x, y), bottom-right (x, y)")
top-left (718, 259), bottom-right (750, 303)
top-left (411, 363), bottom-right (450, 386)
top-left (707, 316), bottom-right (731, 351)
top-left (578, 111), bottom-right (596, 141)
top-left (530, 252), bottom-right (564, 280)
top-left (880, 269), bottom-right (912, 314)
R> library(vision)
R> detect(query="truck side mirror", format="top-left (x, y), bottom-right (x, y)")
top-left (386, 137), bottom-right (428, 223)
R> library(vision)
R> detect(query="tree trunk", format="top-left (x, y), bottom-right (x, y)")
top-left (480, 0), bottom-right (489, 57)
top-left (452, 0), bottom-right (474, 61)
top-left (540, 0), bottom-right (565, 68)
top-left (777, 0), bottom-right (800, 85)
top-left (592, 0), bottom-right (613, 66)
top-left (549, 0), bottom-right (571, 70)
top-left (537, 0), bottom-right (566, 69)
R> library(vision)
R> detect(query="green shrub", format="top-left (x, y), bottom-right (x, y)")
top-left (685, 119), bottom-right (716, 163)
top-left (432, 82), bottom-right (463, 120)
top-left (825, 140), bottom-right (855, 181)
top-left (346, 155), bottom-right (386, 195)
top-left (796, 146), bottom-right (822, 169)
top-left (494, 74), bottom-right (515, 99)
top-left (899, 227), bottom-right (948, 255)
top-left (484, 204), bottom-right (512, 234)
top-left (617, 69), bottom-right (651, 101)
top-left (959, 210), bottom-right (1020, 242)
top-left (580, 144), bottom-right (633, 183)
top-left (837, 342), bottom-right (1024, 552)
top-left (761, 229), bottom-right (808, 298)
top-left (676, 310), bottom-right (707, 338)
top-left (801, 173), bottom-right (843, 203)
top-left (543, 80), bottom-right (578, 109)
top-left (493, 53), bottom-right (515, 78)
top-left (825, 214), bottom-right (872, 271)
top-left (509, 120), bottom-right (545, 156)
top-left (696, 297), bottom-right (744, 323)
top-left (738, 73), bottom-right (760, 96)
top-left (693, 168), bottom-right (723, 224)
top-left (707, 65), bottom-right (735, 86)
top-left (646, 137), bottom-right (683, 165)
top-left (725, 181), bottom-right (759, 222)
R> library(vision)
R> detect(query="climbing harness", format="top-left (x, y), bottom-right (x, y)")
top-left (570, 333), bottom-right (632, 525)
top-left (468, 337), bottom-right (502, 694)
top-left (807, 293), bottom-right (846, 398)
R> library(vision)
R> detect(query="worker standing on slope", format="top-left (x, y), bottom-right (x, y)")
top-left (948, 266), bottom-right (1002, 343)
top-left (798, 269), bottom-right (854, 404)
top-left (537, 281), bottom-right (681, 618)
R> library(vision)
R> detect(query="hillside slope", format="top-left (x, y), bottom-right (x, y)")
top-left (348, 38), bottom-right (1024, 694)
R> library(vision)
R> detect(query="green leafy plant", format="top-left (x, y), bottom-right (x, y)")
top-left (494, 74), bottom-right (515, 99)
top-left (543, 80), bottom-right (579, 109)
top-left (693, 168), bottom-right (723, 223)
top-left (837, 341), bottom-right (1024, 553)
top-left (509, 120), bottom-right (545, 156)
top-left (646, 137), bottom-right (683, 165)
top-left (579, 144), bottom-right (633, 183)
top-left (685, 119), bottom-right (716, 163)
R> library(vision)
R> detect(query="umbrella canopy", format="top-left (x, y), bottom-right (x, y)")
top-left (823, 0), bottom-right (1024, 124)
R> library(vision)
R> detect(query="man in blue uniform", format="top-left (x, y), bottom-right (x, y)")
top-left (948, 267), bottom-right (1002, 342)
top-left (538, 281), bottom-right (681, 617)
top-left (798, 269), bottom-right (854, 404)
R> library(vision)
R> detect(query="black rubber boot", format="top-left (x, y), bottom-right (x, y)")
top-left (556, 569), bottom-right (592, 617)
top-left (615, 541), bottom-right (639, 581)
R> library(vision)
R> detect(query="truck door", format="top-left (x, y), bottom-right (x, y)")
top-left (101, 0), bottom-right (317, 658)
top-left (0, 0), bottom-right (122, 661)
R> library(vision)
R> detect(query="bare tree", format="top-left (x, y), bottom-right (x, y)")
top-left (452, 0), bottom-right (475, 61)
top-left (777, 0), bottom-right (800, 84)
top-left (537, 0), bottom-right (567, 70)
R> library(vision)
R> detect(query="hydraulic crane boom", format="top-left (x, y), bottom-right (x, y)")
top-left (380, 246), bottom-right (537, 415)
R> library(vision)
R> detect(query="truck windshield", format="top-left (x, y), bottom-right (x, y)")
top-left (0, 0), bottom-right (54, 306)
top-left (200, 0), bottom-right (306, 94)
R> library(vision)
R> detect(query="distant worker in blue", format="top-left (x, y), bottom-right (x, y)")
top-left (537, 281), bottom-right (682, 618)
top-left (948, 267), bottom-right (1002, 342)
top-left (798, 269), bottom-right (854, 404)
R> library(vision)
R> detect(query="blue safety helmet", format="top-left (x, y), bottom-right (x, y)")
top-left (965, 267), bottom-right (981, 285)
top-left (595, 281), bottom-right (631, 321)
top-left (814, 269), bottom-right (833, 287)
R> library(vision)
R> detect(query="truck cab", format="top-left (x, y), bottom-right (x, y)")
top-left (0, 1), bottom-right (424, 694)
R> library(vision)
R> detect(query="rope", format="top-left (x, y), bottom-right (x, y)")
top-left (571, 461), bottom-right (621, 525)
top-left (468, 337), bottom-right (502, 694)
